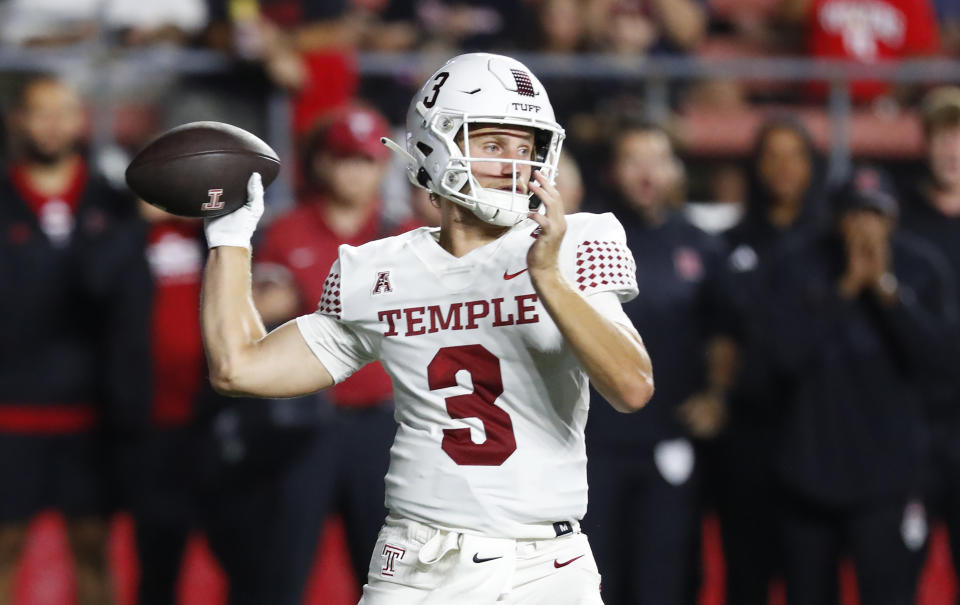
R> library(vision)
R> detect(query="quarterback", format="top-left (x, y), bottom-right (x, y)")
top-left (201, 53), bottom-right (653, 604)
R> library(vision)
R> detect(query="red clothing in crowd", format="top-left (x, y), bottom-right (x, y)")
top-left (257, 1), bottom-right (360, 134)
top-left (10, 160), bottom-right (87, 246)
top-left (257, 197), bottom-right (394, 408)
top-left (807, 0), bottom-right (940, 102)
top-left (146, 220), bottom-right (205, 427)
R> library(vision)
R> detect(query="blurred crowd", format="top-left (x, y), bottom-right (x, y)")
top-left (1, 1), bottom-right (960, 605)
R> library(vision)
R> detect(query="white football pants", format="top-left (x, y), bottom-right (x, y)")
top-left (358, 515), bottom-right (604, 605)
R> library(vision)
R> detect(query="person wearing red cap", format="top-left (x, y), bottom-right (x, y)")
top-left (251, 102), bottom-right (397, 595)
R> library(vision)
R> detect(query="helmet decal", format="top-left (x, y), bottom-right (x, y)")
top-left (510, 70), bottom-right (538, 97)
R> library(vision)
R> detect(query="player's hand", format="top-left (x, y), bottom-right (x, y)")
top-left (526, 170), bottom-right (566, 284)
top-left (838, 237), bottom-right (870, 299)
top-left (204, 172), bottom-right (265, 250)
top-left (838, 212), bottom-right (892, 299)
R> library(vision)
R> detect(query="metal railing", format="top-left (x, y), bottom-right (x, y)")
top-left (1, 46), bottom-right (956, 183)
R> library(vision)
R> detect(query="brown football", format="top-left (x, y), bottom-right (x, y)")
top-left (125, 121), bottom-right (280, 218)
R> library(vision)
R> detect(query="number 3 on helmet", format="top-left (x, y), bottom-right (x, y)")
top-left (382, 53), bottom-right (566, 227)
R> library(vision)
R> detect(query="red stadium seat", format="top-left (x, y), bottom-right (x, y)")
top-left (679, 106), bottom-right (924, 157)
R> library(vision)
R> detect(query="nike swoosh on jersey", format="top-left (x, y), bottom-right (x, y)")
top-left (473, 553), bottom-right (503, 564)
top-left (554, 554), bottom-right (585, 568)
top-left (503, 268), bottom-right (528, 280)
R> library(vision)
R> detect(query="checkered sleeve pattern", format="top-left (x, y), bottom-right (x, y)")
top-left (317, 265), bottom-right (342, 318)
top-left (575, 239), bottom-right (637, 295)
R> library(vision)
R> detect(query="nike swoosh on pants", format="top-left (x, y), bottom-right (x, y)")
top-left (554, 554), bottom-right (585, 568)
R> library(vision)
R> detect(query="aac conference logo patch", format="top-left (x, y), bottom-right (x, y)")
top-left (372, 271), bottom-right (393, 295)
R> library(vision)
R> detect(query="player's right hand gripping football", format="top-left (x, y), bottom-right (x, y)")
top-left (204, 172), bottom-right (265, 250)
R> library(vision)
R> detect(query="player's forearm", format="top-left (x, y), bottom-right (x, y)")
top-left (202, 246), bottom-right (268, 393)
top-left (532, 270), bottom-right (654, 413)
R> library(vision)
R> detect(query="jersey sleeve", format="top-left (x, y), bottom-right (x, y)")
top-left (567, 213), bottom-right (639, 302)
top-left (294, 259), bottom-right (377, 383)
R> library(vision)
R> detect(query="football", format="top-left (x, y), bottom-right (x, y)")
top-left (125, 121), bottom-right (280, 218)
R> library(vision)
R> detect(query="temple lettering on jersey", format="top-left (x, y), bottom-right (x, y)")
top-left (378, 293), bottom-right (540, 337)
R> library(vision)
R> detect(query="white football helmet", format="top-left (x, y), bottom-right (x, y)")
top-left (383, 53), bottom-right (566, 227)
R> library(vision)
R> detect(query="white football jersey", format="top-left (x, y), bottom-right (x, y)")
top-left (296, 212), bottom-right (638, 539)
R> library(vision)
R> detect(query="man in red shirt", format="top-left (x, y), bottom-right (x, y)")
top-left (0, 75), bottom-right (131, 605)
top-left (783, 0), bottom-right (940, 102)
top-left (253, 102), bottom-right (397, 592)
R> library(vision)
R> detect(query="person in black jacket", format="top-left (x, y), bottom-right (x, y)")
top-left (582, 121), bottom-right (724, 605)
top-left (899, 86), bottom-right (960, 599)
top-left (0, 74), bottom-right (132, 605)
top-left (706, 115), bottom-right (828, 605)
top-left (761, 165), bottom-right (957, 605)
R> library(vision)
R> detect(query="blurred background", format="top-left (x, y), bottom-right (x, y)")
top-left (1, 0), bottom-right (959, 604)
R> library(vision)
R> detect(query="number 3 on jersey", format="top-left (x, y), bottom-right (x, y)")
top-left (427, 345), bottom-right (517, 466)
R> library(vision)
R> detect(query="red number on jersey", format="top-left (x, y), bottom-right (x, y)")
top-left (427, 344), bottom-right (517, 466)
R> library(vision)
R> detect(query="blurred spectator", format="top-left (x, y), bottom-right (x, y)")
top-left (780, 0), bottom-right (940, 103)
top-left (0, 74), bottom-right (131, 605)
top-left (103, 0), bottom-right (208, 46)
top-left (517, 1), bottom-right (599, 156)
top-left (584, 0), bottom-right (707, 55)
top-left (0, 0), bottom-right (100, 47)
top-left (935, 0), bottom-right (960, 54)
top-left (207, 0), bottom-right (419, 133)
top-left (728, 115), bottom-right (826, 253)
top-left (558, 0), bottom-right (708, 149)
top-left (549, 0), bottom-right (707, 173)
top-left (759, 165), bottom-right (956, 605)
top-left (900, 85), bottom-right (960, 594)
top-left (584, 121), bottom-right (724, 605)
top-left (527, 0), bottom-right (589, 53)
top-left (0, 0), bottom-right (208, 47)
top-left (706, 115), bottom-right (826, 605)
top-left (413, 0), bottom-right (521, 50)
top-left (556, 150), bottom-right (584, 213)
top-left (102, 200), bottom-right (203, 605)
top-left (252, 103), bottom-right (397, 593)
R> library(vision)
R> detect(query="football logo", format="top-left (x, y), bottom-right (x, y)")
top-left (201, 189), bottom-right (225, 211)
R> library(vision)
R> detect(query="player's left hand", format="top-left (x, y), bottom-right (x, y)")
top-left (204, 172), bottom-right (265, 250)
top-left (526, 170), bottom-right (566, 283)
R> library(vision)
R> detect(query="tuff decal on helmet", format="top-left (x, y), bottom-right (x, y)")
top-left (382, 53), bottom-right (566, 227)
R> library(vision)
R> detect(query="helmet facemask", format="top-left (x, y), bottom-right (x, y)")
top-left (421, 111), bottom-right (564, 227)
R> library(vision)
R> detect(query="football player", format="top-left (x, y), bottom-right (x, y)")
top-left (200, 52), bottom-right (653, 604)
